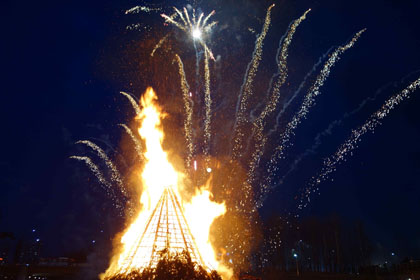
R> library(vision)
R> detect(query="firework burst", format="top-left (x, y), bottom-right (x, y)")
top-left (161, 7), bottom-right (217, 60)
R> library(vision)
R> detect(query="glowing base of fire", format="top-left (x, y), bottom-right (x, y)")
top-left (118, 185), bottom-right (207, 272)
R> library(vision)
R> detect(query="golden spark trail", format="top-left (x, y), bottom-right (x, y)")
top-left (298, 76), bottom-right (420, 209)
top-left (174, 7), bottom-right (187, 26)
top-left (260, 29), bottom-right (366, 203)
top-left (201, 43), bottom-right (215, 61)
top-left (151, 34), bottom-right (169, 57)
top-left (246, 9), bottom-right (311, 196)
top-left (231, 4), bottom-right (275, 160)
top-left (118, 124), bottom-right (144, 161)
top-left (196, 12), bottom-right (204, 28)
top-left (183, 7), bottom-right (193, 29)
top-left (204, 21), bottom-right (217, 33)
top-left (203, 49), bottom-right (212, 166)
top-left (76, 140), bottom-right (127, 197)
top-left (120, 91), bottom-right (141, 116)
top-left (161, 14), bottom-right (187, 31)
top-left (202, 10), bottom-right (215, 28)
top-left (175, 54), bottom-right (194, 169)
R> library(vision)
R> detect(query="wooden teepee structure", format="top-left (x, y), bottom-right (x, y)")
top-left (120, 186), bottom-right (205, 271)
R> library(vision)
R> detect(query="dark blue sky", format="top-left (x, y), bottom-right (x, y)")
top-left (1, 0), bottom-right (420, 265)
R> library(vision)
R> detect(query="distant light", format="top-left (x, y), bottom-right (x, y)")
top-left (391, 252), bottom-right (395, 256)
top-left (206, 167), bottom-right (212, 173)
top-left (189, 92), bottom-right (192, 97)
top-left (32, 229), bottom-right (36, 232)
top-left (192, 28), bottom-right (202, 40)
top-left (36, 238), bottom-right (40, 242)
top-left (92, 240), bottom-right (96, 244)
top-left (193, 160), bottom-right (197, 171)
top-left (293, 253), bottom-right (298, 258)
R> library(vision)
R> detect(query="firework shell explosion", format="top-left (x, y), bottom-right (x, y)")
top-left (70, 2), bottom-right (420, 279)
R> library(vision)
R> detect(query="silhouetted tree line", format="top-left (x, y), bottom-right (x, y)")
top-left (106, 250), bottom-right (222, 280)
top-left (258, 215), bottom-right (373, 274)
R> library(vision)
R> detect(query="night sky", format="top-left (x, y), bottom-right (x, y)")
top-left (1, 0), bottom-right (420, 268)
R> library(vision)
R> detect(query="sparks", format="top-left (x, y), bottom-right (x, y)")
top-left (161, 7), bottom-right (216, 60)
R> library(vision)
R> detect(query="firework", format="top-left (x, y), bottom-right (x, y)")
top-left (231, 4), bottom-right (275, 160)
top-left (298, 76), bottom-right (420, 209)
top-left (268, 46), bottom-right (334, 133)
top-left (203, 49), bottom-right (212, 166)
top-left (276, 74), bottom-right (417, 185)
top-left (174, 54), bottom-right (194, 169)
top-left (118, 124), bottom-right (144, 161)
top-left (259, 29), bottom-right (366, 204)
top-left (69, 156), bottom-right (126, 215)
top-left (125, 6), bottom-right (161, 15)
top-left (246, 9), bottom-right (311, 195)
top-left (120, 91), bottom-right (141, 116)
top-left (76, 140), bottom-right (127, 197)
top-left (70, 156), bottom-right (112, 191)
top-left (161, 7), bottom-right (217, 166)
top-left (151, 34), bottom-right (169, 57)
top-left (161, 7), bottom-right (217, 60)
top-left (254, 79), bottom-right (399, 206)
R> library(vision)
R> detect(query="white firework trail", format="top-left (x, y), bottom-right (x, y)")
top-left (118, 124), bottom-right (144, 161)
top-left (125, 6), bottom-right (161, 15)
top-left (203, 49), bottom-right (212, 166)
top-left (298, 76), bottom-right (420, 210)
top-left (267, 46), bottom-right (335, 136)
top-left (259, 29), bottom-right (366, 204)
top-left (246, 9), bottom-right (311, 193)
top-left (76, 140), bottom-right (127, 197)
top-left (255, 74), bottom-right (417, 207)
top-left (120, 91), bottom-right (141, 116)
top-left (231, 4), bottom-right (275, 160)
top-left (70, 156), bottom-right (112, 191)
top-left (70, 156), bottom-right (125, 215)
top-left (250, 9), bottom-right (312, 121)
top-left (175, 54), bottom-right (194, 169)
top-left (202, 10), bottom-right (215, 28)
top-left (126, 23), bottom-right (150, 32)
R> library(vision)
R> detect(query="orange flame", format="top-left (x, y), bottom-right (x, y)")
top-left (102, 87), bottom-right (231, 279)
